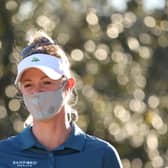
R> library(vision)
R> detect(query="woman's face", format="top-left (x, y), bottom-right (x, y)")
top-left (19, 68), bottom-right (63, 95)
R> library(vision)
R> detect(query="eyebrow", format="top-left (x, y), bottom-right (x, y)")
top-left (21, 75), bottom-right (51, 83)
top-left (40, 76), bottom-right (52, 80)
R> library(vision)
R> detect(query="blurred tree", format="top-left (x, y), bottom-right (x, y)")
top-left (0, 0), bottom-right (15, 138)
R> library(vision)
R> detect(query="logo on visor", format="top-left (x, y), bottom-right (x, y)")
top-left (31, 57), bottom-right (40, 62)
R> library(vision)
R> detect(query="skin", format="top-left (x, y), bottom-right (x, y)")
top-left (19, 68), bottom-right (73, 150)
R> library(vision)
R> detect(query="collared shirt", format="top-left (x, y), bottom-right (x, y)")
top-left (0, 123), bottom-right (122, 168)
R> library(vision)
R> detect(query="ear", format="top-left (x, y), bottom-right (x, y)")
top-left (66, 78), bottom-right (75, 89)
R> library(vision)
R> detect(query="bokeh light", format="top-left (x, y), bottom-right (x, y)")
top-left (5, 0), bottom-right (18, 11)
top-left (86, 10), bottom-right (99, 26)
top-left (0, 106), bottom-right (7, 119)
top-left (36, 15), bottom-right (56, 31)
top-left (127, 37), bottom-right (140, 51)
top-left (84, 40), bottom-right (96, 53)
top-left (5, 85), bottom-right (18, 98)
top-left (144, 16), bottom-right (156, 28)
top-left (8, 99), bottom-right (21, 112)
top-left (71, 49), bottom-right (84, 61)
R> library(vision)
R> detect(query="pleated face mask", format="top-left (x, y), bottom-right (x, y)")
top-left (23, 88), bottom-right (64, 120)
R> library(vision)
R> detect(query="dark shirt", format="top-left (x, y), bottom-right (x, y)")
top-left (0, 123), bottom-right (122, 168)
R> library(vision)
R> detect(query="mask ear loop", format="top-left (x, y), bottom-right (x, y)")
top-left (71, 88), bottom-right (78, 107)
top-left (62, 76), bottom-right (68, 86)
top-left (24, 115), bottom-right (33, 128)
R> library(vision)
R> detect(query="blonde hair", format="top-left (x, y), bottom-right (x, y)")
top-left (22, 31), bottom-right (65, 58)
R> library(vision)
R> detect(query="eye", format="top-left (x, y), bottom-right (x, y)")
top-left (23, 83), bottom-right (32, 88)
top-left (42, 80), bottom-right (53, 85)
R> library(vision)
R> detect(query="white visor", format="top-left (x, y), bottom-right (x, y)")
top-left (15, 53), bottom-right (71, 84)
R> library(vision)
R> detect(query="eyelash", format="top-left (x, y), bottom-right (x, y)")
top-left (23, 81), bottom-right (53, 87)
top-left (43, 81), bottom-right (52, 85)
top-left (23, 84), bottom-right (32, 88)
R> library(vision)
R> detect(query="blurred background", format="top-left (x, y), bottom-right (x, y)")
top-left (0, 0), bottom-right (168, 167)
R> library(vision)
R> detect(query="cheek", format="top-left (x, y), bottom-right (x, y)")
top-left (46, 83), bottom-right (61, 91)
top-left (19, 85), bottom-right (30, 95)
top-left (48, 85), bottom-right (57, 90)
top-left (19, 88), bottom-right (27, 95)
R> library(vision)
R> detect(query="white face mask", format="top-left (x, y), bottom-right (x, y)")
top-left (23, 88), bottom-right (64, 120)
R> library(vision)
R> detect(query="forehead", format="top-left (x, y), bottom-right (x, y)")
top-left (20, 68), bottom-right (50, 81)
top-left (22, 68), bottom-right (45, 75)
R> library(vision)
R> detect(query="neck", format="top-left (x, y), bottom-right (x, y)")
top-left (32, 108), bottom-right (72, 150)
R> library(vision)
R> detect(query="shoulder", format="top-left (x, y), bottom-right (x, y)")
top-left (84, 134), bottom-right (123, 168)
top-left (85, 133), bottom-right (115, 151)
top-left (0, 127), bottom-right (27, 151)
top-left (0, 135), bottom-right (19, 151)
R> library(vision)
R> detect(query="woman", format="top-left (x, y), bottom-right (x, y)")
top-left (0, 32), bottom-right (123, 167)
